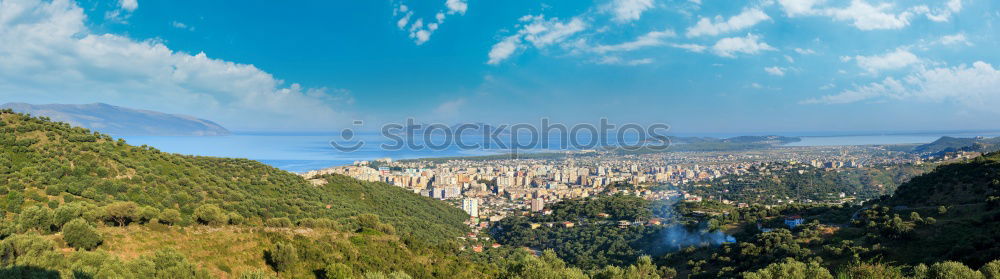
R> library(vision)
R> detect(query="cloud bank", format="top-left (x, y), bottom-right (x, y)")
top-left (0, 0), bottom-right (353, 130)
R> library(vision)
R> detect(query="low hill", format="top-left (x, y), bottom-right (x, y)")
top-left (886, 152), bottom-right (1000, 207)
top-left (912, 136), bottom-right (1000, 156)
top-left (0, 109), bottom-right (468, 242)
top-left (1, 102), bottom-right (230, 136)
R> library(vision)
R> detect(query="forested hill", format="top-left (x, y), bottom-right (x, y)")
top-left (911, 136), bottom-right (1000, 156)
top-left (885, 151), bottom-right (1000, 207)
top-left (0, 109), bottom-right (468, 242)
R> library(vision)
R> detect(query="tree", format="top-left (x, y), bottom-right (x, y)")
top-left (982, 260), bottom-right (1000, 279)
top-left (925, 261), bottom-right (983, 279)
top-left (159, 209), bottom-right (182, 225)
top-left (324, 263), bottom-right (354, 279)
top-left (837, 262), bottom-right (905, 279)
top-left (62, 218), bottom-right (102, 250)
top-left (623, 256), bottom-right (663, 279)
top-left (270, 242), bottom-right (298, 273)
top-left (742, 258), bottom-right (833, 279)
top-left (103, 202), bottom-right (139, 226)
top-left (138, 206), bottom-right (160, 224)
top-left (0, 234), bottom-right (57, 265)
top-left (499, 250), bottom-right (588, 279)
top-left (53, 203), bottom-right (84, 229)
top-left (193, 204), bottom-right (228, 226)
top-left (18, 205), bottom-right (52, 232)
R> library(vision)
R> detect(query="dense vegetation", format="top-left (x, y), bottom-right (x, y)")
top-left (0, 110), bottom-right (467, 243)
top-left (662, 152), bottom-right (1000, 278)
top-left (494, 152), bottom-right (1000, 278)
top-left (490, 195), bottom-right (674, 270)
top-left (6, 109), bottom-right (1000, 278)
top-left (0, 110), bottom-right (479, 278)
top-left (677, 162), bottom-right (931, 204)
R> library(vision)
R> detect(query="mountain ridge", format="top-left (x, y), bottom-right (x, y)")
top-left (0, 102), bottom-right (231, 136)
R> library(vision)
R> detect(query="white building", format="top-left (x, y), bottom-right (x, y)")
top-left (462, 198), bottom-right (479, 217)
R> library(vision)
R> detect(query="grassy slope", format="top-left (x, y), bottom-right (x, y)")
top-left (0, 110), bottom-right (468, 242)
top-left (29, 224), bottom-right (491, 279)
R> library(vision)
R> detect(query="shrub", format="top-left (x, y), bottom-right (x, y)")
top-left (982, 260), bottom-right (1000, 279)
top-left (103, 201), bottom-right (139, 226)
top-left (146, 248), bottom-right (210, 278)
top-left (228, 213), bottom-right (245, 225)
top-left (742, 258), bottom-right (833, 279)
top-left (159, 209), bottom-right (182, 225)
top-left (53, 203), bottom-right (84, 229)
top-left (19, 205), bottom-right (53, 232)
top-left (0, 234), bottom-right (56, 264)
top-left (62, 218), bottom-right (102, 250)
top-left (139, 206), bottom-right (160, 224)
top-left (270, 242), bottom-right (298, 272)
top-left (925, 261), bottom-right (983, 279)
top-left (265, 217), bottom-right (293, 228)
top-left (324, 263), bottom-right (354, 279)
top-left (193, 204), bottom-right (228, 226)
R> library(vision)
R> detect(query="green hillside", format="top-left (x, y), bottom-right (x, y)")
top-left (0, 109), bottom-right (467, 241)
top-left (656, 152), bottom-right (1000, 278)
top-left (885, 152), bottom-right (1000, 207)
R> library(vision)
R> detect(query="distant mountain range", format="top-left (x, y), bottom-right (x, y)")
top-left (1, 102), bottom-right (230, 136)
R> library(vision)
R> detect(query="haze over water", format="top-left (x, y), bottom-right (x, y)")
top-left (120, 130), bottom-right (1000, 172)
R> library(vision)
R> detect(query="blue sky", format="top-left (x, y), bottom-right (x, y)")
top-left (0, 0), bottom-right (998, 133)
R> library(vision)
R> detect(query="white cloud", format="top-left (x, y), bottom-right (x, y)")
top-left (794, 48), bottom-right (816, 55)
top-left (804, 61), bottom-right (1000, 109)
top-left (119, 0), bottom-right (137, 12)
top-left (105, 0), bottom-right (138, 23)
top-left (487, 35), bottom-right (522, 65)
top-left (686, 8), bottom-right (770, 37)
top-left (778, 0), bottom-right (825, 17)
top-left (445, 0), bottom-right (468, 15)
top-left (597, 56), bottom-right (654, 66)
top-left (711, 33), bottom-right (775, 58)
top-left (824, 0), bottom-right (914, 30)
top-left (939, 33), bottom-right (971, 46)
top-left (592, 30), bottom-right (676, 53)
top-left (393, 0), bottom-right (468, 45)
top-left (853, 49), bottom-right (920, 73)
top-left (921, 0), bottom-right (963, 22)
top-left (171, 21), bottom-right (194, 31)
top-left (523, 16), bottom-right (587, 48)
top-left (606, 0), bottom-right (655, 23)
top-left (486, 15), bottom-right (587, 64)
top-left (0, 0), bottom-right (353, 130)
top-left (778, 0), bottom-right (961, 30)
top-left (765, 66), bottom-right (786, 76)
top-left (668, 43), bottom-right (707, 53)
